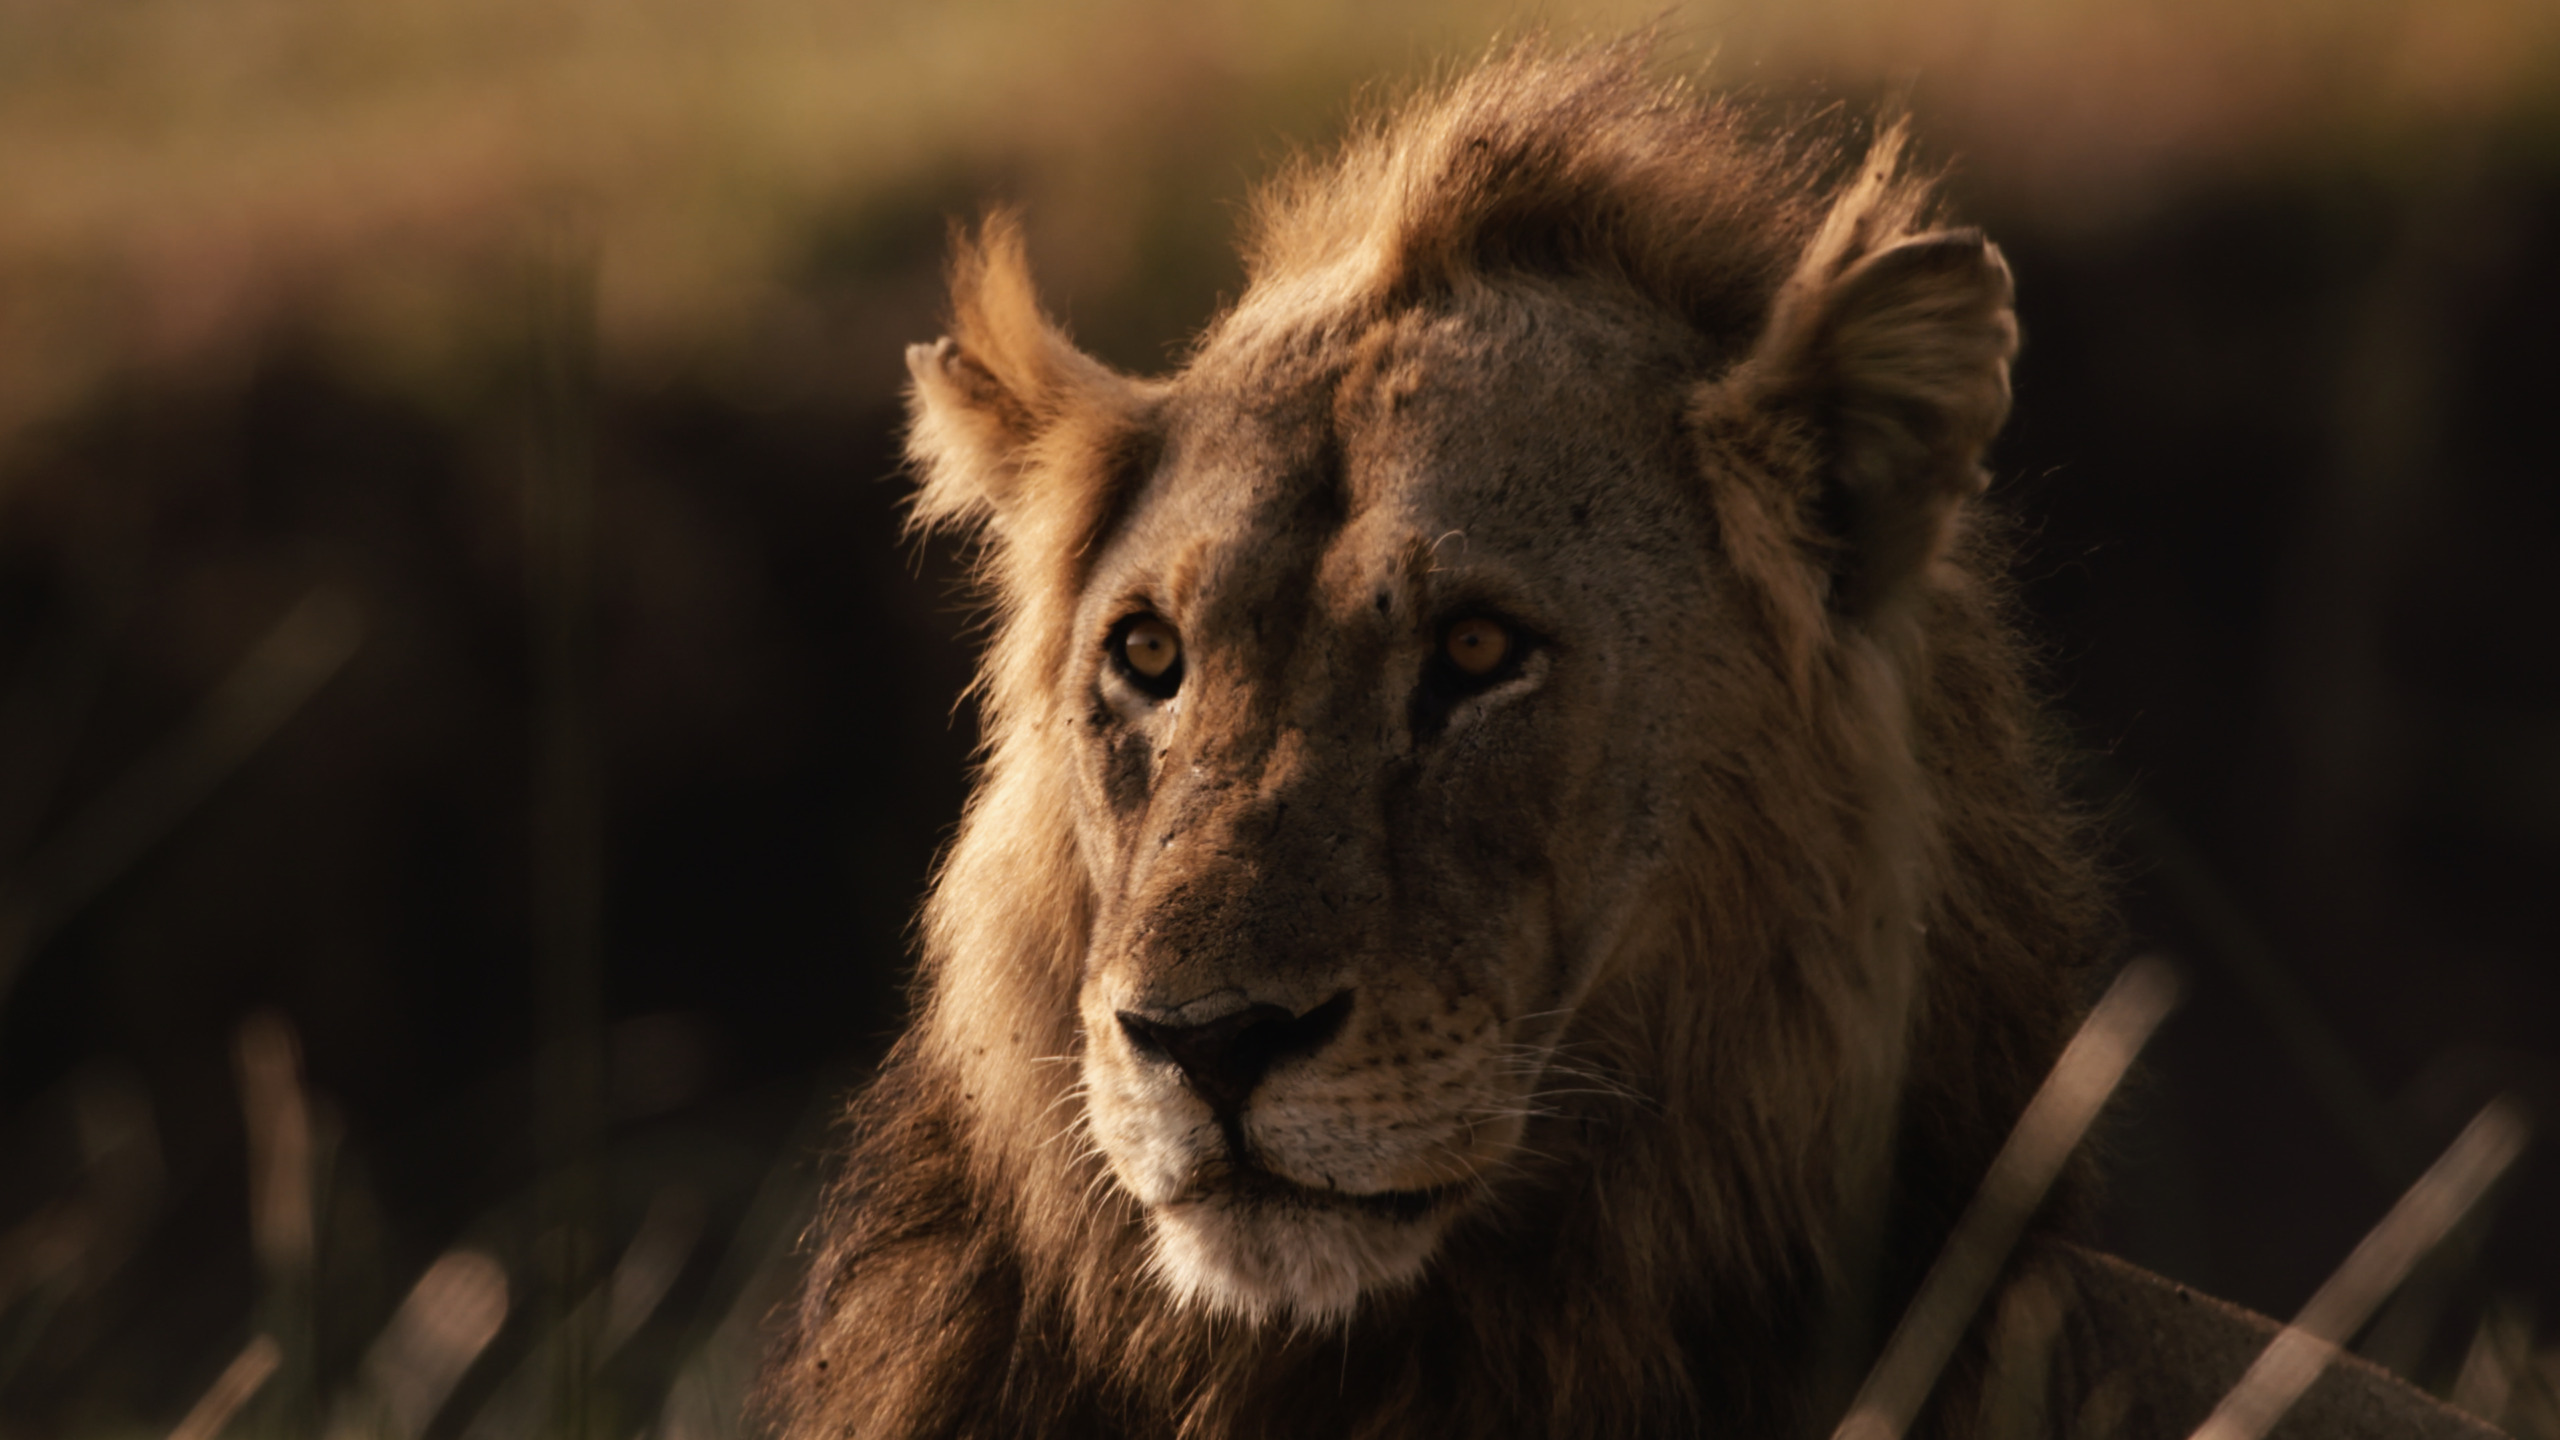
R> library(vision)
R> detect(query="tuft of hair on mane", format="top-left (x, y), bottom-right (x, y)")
top-left (1229, 37), bottom-right (1918, 354)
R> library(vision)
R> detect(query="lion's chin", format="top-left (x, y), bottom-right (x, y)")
top-left (1145, 1182), bottom-right (1457, 1329)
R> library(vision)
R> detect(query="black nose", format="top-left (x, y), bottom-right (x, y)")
top-left (1116, 991), bottom-right (1353, 1114)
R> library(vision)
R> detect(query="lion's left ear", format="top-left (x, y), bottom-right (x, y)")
top-left (1741, 219), bottom-right (2018, 618)
top-left (905, 213), bottom-right (1147, 544)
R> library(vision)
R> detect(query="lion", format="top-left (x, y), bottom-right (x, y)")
top-left (766, 44), bottom-right (2500, 1440)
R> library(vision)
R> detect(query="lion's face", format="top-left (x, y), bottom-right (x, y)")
top-left (1065, 294), bottom-right (1721, 1324)
top-left (898, 107), bottom-right (2019, 1338)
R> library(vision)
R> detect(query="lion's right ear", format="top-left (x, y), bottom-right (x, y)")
top-left (905, 214), bottom-right (1141, 540)
top-left (1703, 126), bottom-right (2017, 623)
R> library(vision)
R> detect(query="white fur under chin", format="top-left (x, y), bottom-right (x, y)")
top-left (1145, 1195), bottom-right (1444, 1330)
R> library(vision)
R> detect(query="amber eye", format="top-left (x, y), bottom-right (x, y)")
top-left (1122, 617), bottom-right (1181, 681)
top-left (1443, 617), bottom-right (1510, 676)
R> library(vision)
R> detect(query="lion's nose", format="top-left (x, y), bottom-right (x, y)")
top-left (1116, 991), bottom-right (1353, 1114)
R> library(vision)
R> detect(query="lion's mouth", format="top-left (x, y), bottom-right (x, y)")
top-left (1169, 1160), bottom-right (1459, 1225)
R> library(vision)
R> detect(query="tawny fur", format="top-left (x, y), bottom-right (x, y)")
top-left (767, 42), bottom-right (2112, 1440)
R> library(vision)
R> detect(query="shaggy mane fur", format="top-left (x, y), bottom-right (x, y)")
top-left (1231, 45), bottom-right (1833, 348)
top-left (767, 41), bottom-right (2108, 1440)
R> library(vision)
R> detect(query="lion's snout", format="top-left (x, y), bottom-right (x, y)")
top-left (1089, 970), bottom-right (1513, 1322)
top-left (1116, 990), bottom-right (1354, 1116)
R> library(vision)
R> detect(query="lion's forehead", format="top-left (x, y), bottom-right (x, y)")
top-left (1119, 300), bottom-right (1706, 631)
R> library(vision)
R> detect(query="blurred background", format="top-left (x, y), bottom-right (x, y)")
top-left (0, 1), bottom-right (2555, 1435)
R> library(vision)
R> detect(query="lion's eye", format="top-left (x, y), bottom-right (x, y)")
top-left (1110, 615), bottom-right (1184, 700)
top-left (1443, 617), bottom-right (1510, 676)
top-left (1412, 613), bottom-right (1531, 742)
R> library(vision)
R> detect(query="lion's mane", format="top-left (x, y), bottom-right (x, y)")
top-left (767, 43), bottom-right (2109, 1440)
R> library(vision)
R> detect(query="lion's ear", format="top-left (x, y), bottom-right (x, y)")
top-left (906, 213), bottom-right (1138, 539)
top-left (1745, 207), bottom-right (2018, 618)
